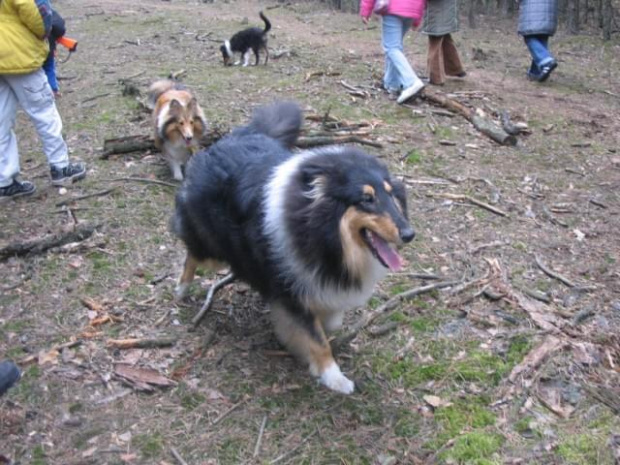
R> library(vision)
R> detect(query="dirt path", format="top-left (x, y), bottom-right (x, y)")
top-left (1, 1), bottom-right (619, 464)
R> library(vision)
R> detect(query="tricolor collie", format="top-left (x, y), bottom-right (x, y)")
top-left (148, 80), bottom-right (207, 181)
top-left (172, 102), bottom-right (414, 394)
top-left (220, 11), bottom-right (271, 66)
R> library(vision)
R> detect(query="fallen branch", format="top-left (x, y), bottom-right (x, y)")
top-left (106, 337), bottom-right (177, 350)
top-left (170, 447), bottom-right (189, 465)
top-left (104, 177), bottom-right (178, 188)
top-left (55, 187), bottom-right (117, 207)
top-left (422, 90), bottom-right (517, 146)
top-left (534, 254), bottom-right (576, 288)
top-left (296, 135), bottom-right (382, 149)
top-left (253, 415), bottom-right (268, 458)
top-left (432, 192), bottom-right (508, 217)
top-left (508, 335), bottom-right (565, 384)
top-left (332, 280), bottom-right (459, 349)
top-left (192, 273), bottom-right (236, 327)
top-left (0, 222), bottom-right (98, 261)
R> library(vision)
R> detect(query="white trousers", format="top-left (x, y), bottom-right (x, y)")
top-left (0, 69), bottom-right (69, 187)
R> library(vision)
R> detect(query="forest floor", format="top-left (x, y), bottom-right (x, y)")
top-left (1, 0), bottom-right (620, 464)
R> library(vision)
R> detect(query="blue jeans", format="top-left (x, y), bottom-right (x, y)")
top-left (524, 35), bottom-right (555, 77)
top-left (381, 15), bottom-right (420, 92)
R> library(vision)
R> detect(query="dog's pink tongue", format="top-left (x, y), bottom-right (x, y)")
top-left (370, 231), bottom-right (403, 271)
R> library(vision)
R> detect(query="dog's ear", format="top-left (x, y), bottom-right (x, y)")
top-left (301, 164), bottom-right (326, 187)
top-left (187, 97), bottom-right (198, 112)
top-left (390, 176), bottom-right (409, 216)
top-left (301, 165), bottom-right (328, 201)
top-left (169, 99), bottom-right (183, 114)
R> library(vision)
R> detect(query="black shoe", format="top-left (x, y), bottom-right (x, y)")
top-left (0, 361), bottom-right (21, 396)
top-left (50, 162), bottom-right (86, 186)
top-left (538, 60), bottom-right (558, 82)
top-left (0, 179), bottom-right (36, 200)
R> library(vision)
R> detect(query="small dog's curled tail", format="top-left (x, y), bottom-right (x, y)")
top-left (147, 79), bottom-right (184, 110)
top-left (259, 11), bottom-right (271, 34)
top-left (246, 101), bottom-right (302, 148)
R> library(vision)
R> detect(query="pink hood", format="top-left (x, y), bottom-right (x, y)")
top-left (360, 0), bottom-right (426, 24)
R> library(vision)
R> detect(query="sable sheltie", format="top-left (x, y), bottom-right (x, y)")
top-left (148, 80), bottom-right (207, 181)
top-left (220, 11), bottom-right (271, 66)
top-left (171, 102), bottom-right (414, 394)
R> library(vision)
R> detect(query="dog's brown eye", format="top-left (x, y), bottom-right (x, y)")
top-left (362, 193), bottom-right (375, 203)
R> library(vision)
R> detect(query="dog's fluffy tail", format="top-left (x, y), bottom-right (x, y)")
top-left (147, 79), bottom-right (184, 110)
top-left (245, 101), bottom-right (302, 148)
top-left (259, 11), bottom-right (271, 35)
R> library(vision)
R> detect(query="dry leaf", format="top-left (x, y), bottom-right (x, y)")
top-left (424, 395), bottom-right (443, 408)
top-left (38, 348), bottom-right (60, 366)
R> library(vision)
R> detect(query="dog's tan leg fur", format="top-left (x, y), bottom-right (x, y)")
top-left (270, 301), bottom-right (355, 394)
top-left (175, 252), bottom-right (226, 300)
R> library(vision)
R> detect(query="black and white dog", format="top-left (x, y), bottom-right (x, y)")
top-left (220, 11), bottom-right (271, 67)
top-left (172, 102), bottom-right (414, 394)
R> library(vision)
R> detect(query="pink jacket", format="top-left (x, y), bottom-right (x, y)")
top-left (360, 0), bottom-right (426, 24)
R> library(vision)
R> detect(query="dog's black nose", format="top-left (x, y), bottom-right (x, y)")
top-left (400, 227), bottom-right (415, 243)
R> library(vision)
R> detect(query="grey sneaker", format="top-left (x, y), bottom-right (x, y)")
top-left (0, 179), bottom-right (36, 200)
top-left (50, 162), bottom-right (86, 186)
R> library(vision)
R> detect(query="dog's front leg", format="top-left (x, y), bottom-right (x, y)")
top-left (270, 300), bottom-right (355, 394)
top-left (242, 51), bottom-right (251, 67)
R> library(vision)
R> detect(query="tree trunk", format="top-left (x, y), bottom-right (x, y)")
top-left (468, 0), bottom-right (477, 28)
top-left (568, 0), bottom-right (580, 33)
top-left (602, 0), bottom-right (613, 40)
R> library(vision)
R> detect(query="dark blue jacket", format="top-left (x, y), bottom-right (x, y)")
top-left (518, 0), bottom-right (558, 36)
top-left (43, 9), bottom-right (65, 91)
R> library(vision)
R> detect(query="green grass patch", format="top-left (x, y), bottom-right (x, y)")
top-left (134, 433), bottom-right (164, 460)
top-left (440, 431), bottom-right (504, 464)
top-left (405, 149), bottom-right (423, 165)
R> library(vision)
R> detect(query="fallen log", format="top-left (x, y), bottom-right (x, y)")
top-left (101, 129), bottom-right (382, 159)
top-left (422, 90), bottom-right (517, 146)
top-left (0, 222), bottom-right (98, 261)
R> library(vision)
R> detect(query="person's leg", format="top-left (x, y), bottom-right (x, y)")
top-left (382, 15), bottom-right (420, 90)
top-left (6, 70), bottom-right (86, 184)
top-left (5, 70), bottom-right (69, 168)
top-left (524, 34), bottom-right (556, 80)
top-left (382, 15), bottom-right (404, 92)
top-left (0, 77), bottom-right (20, 188)
top-left (427, 35), bottom-right (446, 85)
top-left (443, 34), bottom-right (465, 77)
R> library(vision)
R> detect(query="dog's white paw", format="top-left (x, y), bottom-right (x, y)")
top-left (319, 362), bottom-right (355, 395)
top-left (174, 283), bottom-right (189, 302)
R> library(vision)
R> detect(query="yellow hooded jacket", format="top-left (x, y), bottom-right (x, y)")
top-left (0, 0), bottom-right (52, 74)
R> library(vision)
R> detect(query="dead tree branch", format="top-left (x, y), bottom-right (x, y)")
top-left (332, 280), bottom-right (459, 349)
top-left (0, 222), bottom-right (98, 262)
top-left (191, 273), bottom-right (236, 327)
top-left (422, 90), bottom-right (517, 146)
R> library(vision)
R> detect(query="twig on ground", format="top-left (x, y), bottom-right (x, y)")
top-left (270, 429), bottom-right (319, 464)
top-left (55, 188), bottom-right (117, 207)
top-left (534, 254), bottom-right (575, 288)
top-left (82, 92), bottom-right (111, 104)
top-left (396, 272), bottom-right (444, 280)
top-left (106, 337), bottom-right (177, 350)
top-left (211, 399), bottom-right (245, 426)
top-left (368, 321), bottom-right (400, 337)
top-left (431, 192), bottom-right (508, 217)
top-left (469, 240), bottom-right (507, 254)
top-left (192, 273), bottom-right (236, 327)
top-left (170, 447), bottom-right (189, 465)
top-left (253, 415), bottom-right (268, 458)
top-left (104, 177), bottom-right (178, 188)
top-left (332, 280), bottom-right (459, 348)
top-left (296, 135), bottom-right (382, 149)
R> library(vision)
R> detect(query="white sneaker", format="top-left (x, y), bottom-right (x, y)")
top-left (397, 79), bottom-right (425, 104)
